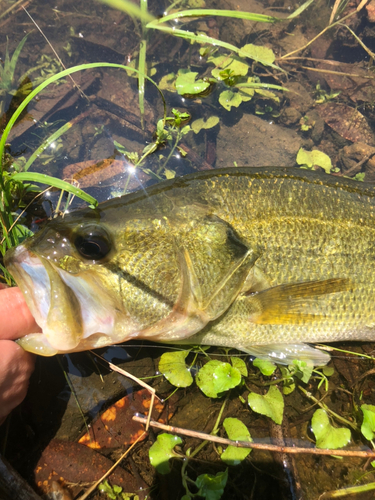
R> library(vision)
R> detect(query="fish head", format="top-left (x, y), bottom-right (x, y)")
top-left (4, 207), bottom-right (143, 355)
top-left (5, 186), bottom-right (258, 357)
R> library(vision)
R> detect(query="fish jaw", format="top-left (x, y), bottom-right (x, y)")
top-left (5, 245), bottom-right (52, 334)
top-left (4, 245), bottom-right (133, 354)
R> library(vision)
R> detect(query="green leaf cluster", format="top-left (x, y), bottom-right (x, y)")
top-left (0, 35), bottom-right (29, 100)
top-left (207, 47), bottom-right (282, 111)
top-left (99, 479), bottom-right (139, 499)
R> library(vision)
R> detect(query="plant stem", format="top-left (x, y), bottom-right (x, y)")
top-left (298, 385), bottom-right (358, 431)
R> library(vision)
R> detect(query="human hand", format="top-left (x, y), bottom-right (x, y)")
top-left (0, 283), bottom-right (40, 424)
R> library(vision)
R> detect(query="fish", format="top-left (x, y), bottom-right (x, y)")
top-left (5, 166), bottom-right (375, 366)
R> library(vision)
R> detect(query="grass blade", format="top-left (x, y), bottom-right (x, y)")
top-left (99, 0), bottom-right (155, 22)
top-left (9, 34), bottom-right (29, 82)
top-left (11, 172), bottom-right (98, 206)
top-left (148, 24), bottom-right (283, 71)
top-left (138, 0), bottom-right (148, 130)
top-left (287, 0), bottom-right (315, 19)
top-left (236, 82), bottom-right (289, 91)
top-left (23, 121), bottom-right (73, 172)
top-left (152, 9), bottom-right (278, 24)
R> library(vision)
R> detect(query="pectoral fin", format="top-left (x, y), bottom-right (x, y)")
top-left (249, 278), bottom-right (351, 325)
top-left (240, 343), bottom-right (331, 366)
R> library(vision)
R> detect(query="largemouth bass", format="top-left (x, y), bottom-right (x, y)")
top-left (5, 167), bottom-right (375, 365)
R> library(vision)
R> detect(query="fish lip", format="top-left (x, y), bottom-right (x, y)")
top-left (4, 245), bottom-right (50, 331)
top-left (5, 245), bottom-right (121, 353)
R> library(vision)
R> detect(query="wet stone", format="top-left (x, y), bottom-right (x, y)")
top-left (280, 107), bottom-right (302, 126)
top-left (216, 113), bottom-right (302, 168)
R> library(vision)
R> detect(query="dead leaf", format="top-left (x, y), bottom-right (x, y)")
top-left (78, 388), bottom-right (174, 450)
top-left (317, 103), bottom-right (375, 145)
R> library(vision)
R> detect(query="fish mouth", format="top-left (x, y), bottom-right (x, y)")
top-left (5, 245), bottom-right (119, 353)
top-left (5, 245), bottom-right (51, 332)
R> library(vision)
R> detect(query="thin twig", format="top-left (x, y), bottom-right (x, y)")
top-left (352, 368), bottom-right (375, 388)
top-left (109, 362), bottom-right (156, 431)
top-left (339, 153), bottom-right (375, 178)
top-left (133, 415), bottom-right (375, 458)
top-left (281, 0), bottom-right (370, 60)
top-left (76, 431), bottom-right (147, 500)
top-left (285, 63), bottom-right (375, 80)
top-left (89, 351), bottom-right (161, 431)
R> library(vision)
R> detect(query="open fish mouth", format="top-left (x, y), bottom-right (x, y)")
top-left (5, 245), bottom-right (51, 332)
top-left (4, 245), bottom-right (119, 355)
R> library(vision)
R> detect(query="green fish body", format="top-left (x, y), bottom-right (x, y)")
top-left (5, 167), bottom-right (375, 364)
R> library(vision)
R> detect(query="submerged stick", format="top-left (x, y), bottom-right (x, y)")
top-left (0, 454), bottom-right (43, 500)
top-left (133, 415), bottom-right (375, 458)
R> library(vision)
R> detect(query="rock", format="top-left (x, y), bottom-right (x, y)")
top-left (286, 82), bottom-right (314, 114)
top-left (280, 107), bottom-right (302, 126)
top-left (216, 113), bottom-right (302, 167)
top-left (338, 142), bottom-right (375, 180)
top-left (300, 109), bottom-right (325, 144)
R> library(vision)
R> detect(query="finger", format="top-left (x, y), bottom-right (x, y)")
top-left (0, 287), bottom-right (41, 340)
top-left (0, 340), bottom-right (35, 424)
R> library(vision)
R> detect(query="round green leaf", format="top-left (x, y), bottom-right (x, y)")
top-left (311, 409), bottom-right (351, 449)
top-left (149, 433), bottom-right (182, 474)
top-left (209, 54), bottom-right (249, 79)
top-left (238, 86), bottom-right (254, 102)
top-left (361, 404), bottom-right (375, 441)
top-left (322, 366), bottom-right (334, 377)
top-left (219, 90), bottom-right (241, 111)
top-left (175, 69), bottom-right (210, 96)
top-left (196, 360), bottom-right (241, 398)
top-left (289, 360), bottom-right (313, 384)
top-left (239, 43), bottom-right (275, 65)
top-left (248, 385), bottom-right (284, 425)
top-left (253, 358), bottom-right (276, 376)
top-left (191, 116), bottom-right (220, 134)
top-left (221, 418), bottom-right (252, 465)
top-left (158, 350), bottom-right (193, 388)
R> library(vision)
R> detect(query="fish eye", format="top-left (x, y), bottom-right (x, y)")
top-left (73, 225), bottom-right (112, 260)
